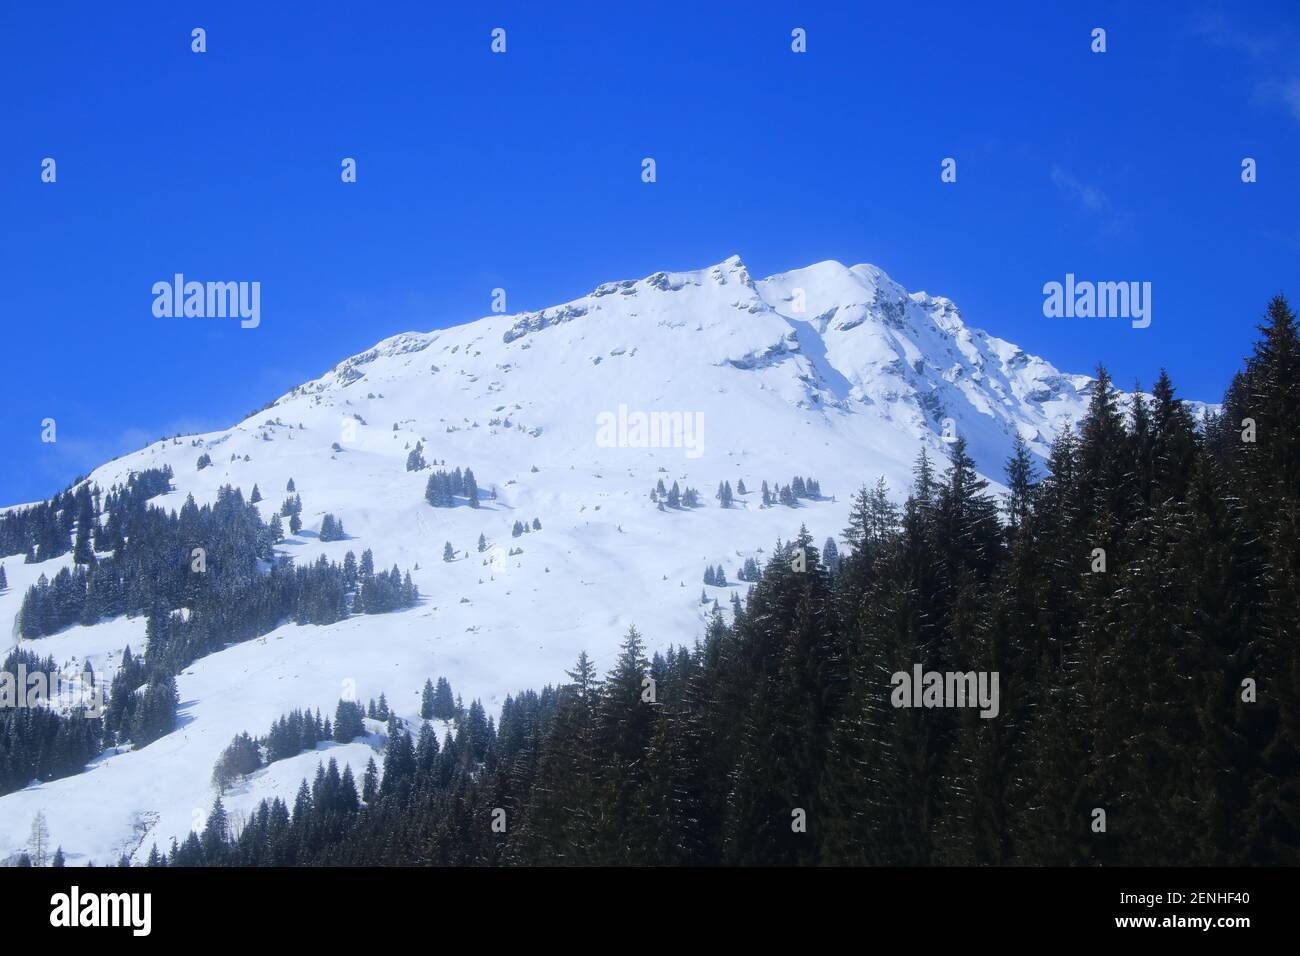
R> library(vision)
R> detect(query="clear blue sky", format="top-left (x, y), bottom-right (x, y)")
top-left (2, 1), bottom-right (1298, 504)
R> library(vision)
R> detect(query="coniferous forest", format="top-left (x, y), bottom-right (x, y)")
top-left (156, 296), bottom-right (1299, 867)
top-left (0, 471), bottom-right (420, 799)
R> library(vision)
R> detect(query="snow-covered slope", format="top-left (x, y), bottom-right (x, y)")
top-left (0, 255), bottom-right (1213, 864)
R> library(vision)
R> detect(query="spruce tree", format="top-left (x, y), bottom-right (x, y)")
top-left (421, 679), bottom-right (436, 720)
top-left (361, 757), bottom-right (379, 803)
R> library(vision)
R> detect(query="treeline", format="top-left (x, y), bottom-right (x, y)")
top-left (509, 519), bottom-right (540, 538)
top-left (213, 680), bottom-right (465, 792)
top-left (170, 294), bottom-right (1299, 867)
top-left (102, 647), bottom-right (178, 749)
top-left (212, 705), bottom-right (338, 792)
top-left (651, 475), bottom-right (823, 510)
top-left (7, 471), bottom-right (419, 793)
top-left (425, 467), bottom-right (480, 508)
top-left (0, 467), bottom-right (171, 564)
top-left (0, 650), bottom-right (104, 797)
top-left (161, 699), bottom-right (495, 866)
top-left (0, 643), bottom-right (177, 799)
top-left (16, 481), bottom-right (418, 667)
top-left (763, 475), bottom-right (822, 506)
top-left (650, 480), bottom-right (702, 508)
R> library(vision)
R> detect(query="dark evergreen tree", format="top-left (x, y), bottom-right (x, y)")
top-left (421, 679), bottom-right (436, 720)
top-left (361, 757), bottom-right (379, 803)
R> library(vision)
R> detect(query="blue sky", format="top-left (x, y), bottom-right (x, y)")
top-left (2, 1), bottom-right (1298, 504)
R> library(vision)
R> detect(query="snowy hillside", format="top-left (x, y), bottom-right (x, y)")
top-left (0, 255), bottom-right (1213, 864)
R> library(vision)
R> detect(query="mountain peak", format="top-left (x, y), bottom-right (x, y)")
top-left (0, 253), bottom-right (1218, 865)
top-left (259, 255), bottom-right (1215, 483)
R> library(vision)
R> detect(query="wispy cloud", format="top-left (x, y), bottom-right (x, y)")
top-left (1193, 8), bottom-right (1300, 126)
top-left (1192, 10), bottom-right (1282, 59)
top-left (1049, 166), bottom-right (1134, 239)
top-left (1050, 167), bottom-right (1110, 214)
top-left (1257, 76), bottom-right (1300, 124)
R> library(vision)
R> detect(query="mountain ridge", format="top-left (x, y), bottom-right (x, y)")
top-left (0, 255), bottom-right (1216, 865)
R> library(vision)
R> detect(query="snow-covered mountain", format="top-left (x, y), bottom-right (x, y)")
top-left (0, 255), bottom-right (1213, 864)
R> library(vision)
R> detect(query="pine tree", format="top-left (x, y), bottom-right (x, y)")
top-left (843, 484), bottom-right (872, 550)
top-left (201, 797), bottom-right (228, 860)
top-left (432, 677), bottom-right (456, 720)
top-left (822, 537), bottom-right (839, 574)
top-left (510, 652), bottom-right (601, 862)
top-left (73, 520), bottom-right (93, 565)
top-left (421, 679), bottom-right (436, 720)
top-left (381, 728), bottom-right (416, 795)
top-left (584, 629), bottom-right (654, 862)
top-left (464, 468), bottom-right (480, 507)
top-left (333, 699), bottom-right (365, 742)
top-left (361, 757), bottom-right (379, 803)
top-left (1003, 434), bottom-right (1037, 533)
